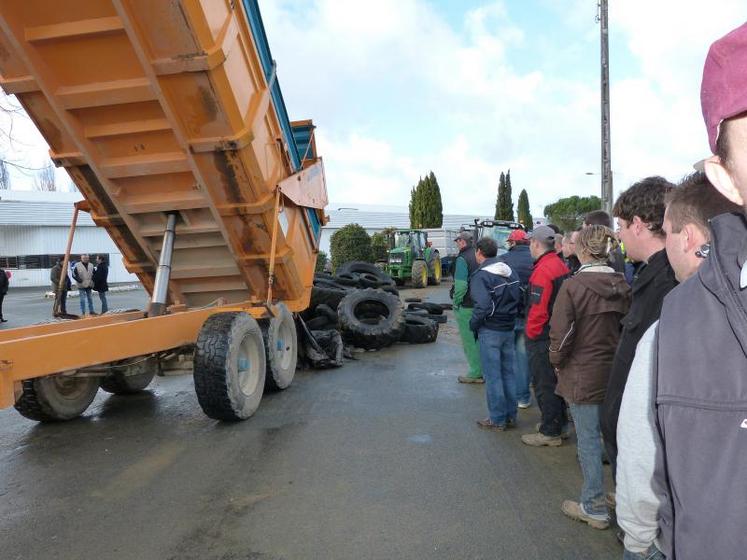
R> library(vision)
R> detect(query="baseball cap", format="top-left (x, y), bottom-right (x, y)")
top-left (701, 22), bottom-right (747, 154)
top-left (455, 231), bottom-right (473, 242)
top-left (526, 225), bottom-right (556, 242)
top-left (507, 229), bottom-right (527, 242)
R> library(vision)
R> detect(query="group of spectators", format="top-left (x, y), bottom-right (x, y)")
top-left (51, 253), bottom-right (109, 316)
top-left (452, 22), bottom-right (747, 559)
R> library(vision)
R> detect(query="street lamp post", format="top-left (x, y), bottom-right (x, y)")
top-left (598, 0), bottom-right (613, 216)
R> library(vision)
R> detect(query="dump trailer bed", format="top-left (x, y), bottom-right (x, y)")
top-left (0, 0), bottom-right (325, 310)
top-left (0, 0), bottom-right (328, 421)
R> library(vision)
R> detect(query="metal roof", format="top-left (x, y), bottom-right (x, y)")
top-left (0, 200), bottom-right (95, 226)
top-left (324, 206), bottom-right (492, 231)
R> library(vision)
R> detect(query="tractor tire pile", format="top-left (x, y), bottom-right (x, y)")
top-left (299, 261), bottom-right (447, 369)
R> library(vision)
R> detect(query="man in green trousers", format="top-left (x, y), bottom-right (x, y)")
top-left (452, 231), bottom-right (483, 383)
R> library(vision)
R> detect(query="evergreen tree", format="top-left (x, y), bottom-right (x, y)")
top-left (518, 189), bottom-right (533, 229)
top-left (495, 172), bottom-right (506, 220)
top-left (409, 172), bottom-right (443, 228)
top-left (544, 195), bottom-right (602, 232)
top-left (504, 170), bottom-right (515, 221)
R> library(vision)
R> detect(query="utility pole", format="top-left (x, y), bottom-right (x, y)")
top-left (598, 0), bottom-right (613, 215)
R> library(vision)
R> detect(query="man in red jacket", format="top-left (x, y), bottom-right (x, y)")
top-left (521, 225), bottom-right (571, 447)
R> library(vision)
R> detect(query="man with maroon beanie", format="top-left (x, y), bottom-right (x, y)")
top-left (520, 225), bottom-right (570, 447)
top-left (652, 22), bottom-right (747, 558)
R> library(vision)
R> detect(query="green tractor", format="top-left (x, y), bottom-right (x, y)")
top-left (385, 230), bottom-right (442, 288)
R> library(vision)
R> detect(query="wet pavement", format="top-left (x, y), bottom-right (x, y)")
top-left (0, 284), bottom-right (620, 559)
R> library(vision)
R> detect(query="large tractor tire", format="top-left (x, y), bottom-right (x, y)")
top-left (336, 261), bottom-right (393, 284)
top-left (411, 260), bottom-right (428, 289)
top-left (259, 304), bottom-right (297, 391)
top-left (428, 253), bottom-right (442, 286)
top-left (338, 288), bottom-right (405, 350)
top-left (310, 285), bottom-right (349, 310)
top-left (15, 375), bottom-right (100, 422)
top-left (193, 312), bottom-right (266, 421)
top-left (100, 356), bottom-right (158, 395)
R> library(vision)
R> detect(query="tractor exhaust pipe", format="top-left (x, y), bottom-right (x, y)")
top-left (148, 213), bottom-right (177, 317)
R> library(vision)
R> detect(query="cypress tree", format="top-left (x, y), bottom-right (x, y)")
top-left (518, 189), bottom-right (533, 229)
top-left (504, 169), bottom-right (515, 221)
top-left (495, 172), bottom-right (506, 220)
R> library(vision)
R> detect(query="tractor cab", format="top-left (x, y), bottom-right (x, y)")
top-left (385, 229), bottom-right (442, 289)
top-left (462, 220), bottom-right (525, 255)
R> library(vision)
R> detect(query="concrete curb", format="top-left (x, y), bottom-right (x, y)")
top-left (44, 284), bottom-right (142, 299)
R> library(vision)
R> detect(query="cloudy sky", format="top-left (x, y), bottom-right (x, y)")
top-left (2, 1), bottom-right (745, 217)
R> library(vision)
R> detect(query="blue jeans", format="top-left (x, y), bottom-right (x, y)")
top-left (513, 318), bottom-right (530, 404)
top-left (79, 287), bottom-right (94, 315)
top-left (97, 291), bottom-right (108, 314)
top-left (477, 329), bottom-right (517, 426)
top-left (568, 403), bottom-right (607, 517)
top-left (623, 545), bottom-right (665, 560)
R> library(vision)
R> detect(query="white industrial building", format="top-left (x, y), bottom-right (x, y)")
top-left (0, 192), bottom-right (498, 287)
top-left (0, 190), bottom-right (137, 288)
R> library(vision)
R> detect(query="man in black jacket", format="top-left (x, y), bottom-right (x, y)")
top-left (0, 266), bottom-right (8, 322)
top-left (50, 258), bottom-right (71, 316)
top-left (469, 237), bottom-right (521, 431)
top-left (600, 177), bottom-right (678, 476)
top-left (93, 255), bottom-right (109, 314)
top-left (652, 22), bottom-right (747, 558)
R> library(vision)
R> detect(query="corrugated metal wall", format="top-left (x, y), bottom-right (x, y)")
top-left (0, 225), bottom-right (138, 288)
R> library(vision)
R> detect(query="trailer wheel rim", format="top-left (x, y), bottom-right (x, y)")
top-left (237, 333), bottom-right (262, 397)
top-left (276, 320), bottom-right (295, 370)
top-left (48, 376), bottom-right (95, 402)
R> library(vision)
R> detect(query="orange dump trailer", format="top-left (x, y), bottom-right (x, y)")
top-left (0, 0), bottom-right (328, 421)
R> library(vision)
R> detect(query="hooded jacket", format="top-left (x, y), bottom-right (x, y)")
top-left (468, 258), bottom-right (520, 333)
top-left (549, 265), bottom-right (631, 404)
top-left (653, 212), bottom-right (747, 559)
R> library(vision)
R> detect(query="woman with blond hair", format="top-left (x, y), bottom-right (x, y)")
top-left (549, 225), bottom-right (631, 530)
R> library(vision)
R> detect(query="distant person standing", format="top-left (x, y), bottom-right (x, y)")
top-left (499, 229), bottom-right (534, 408)
top-left (452, 231), bottom-right (483, 384)
top-left (73, 254), bottom-right (95, 316)
top-left (50, 258), bottom-right (72, 316)
top-left (0, 265), bottom-right (8, 322)
top-left (93, 255), bottom-right (109, 314)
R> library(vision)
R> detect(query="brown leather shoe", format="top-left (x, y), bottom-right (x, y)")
top-left (476, 418), bottom-right (506, 431)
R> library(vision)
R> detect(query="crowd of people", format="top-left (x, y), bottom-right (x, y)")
top-left (51, 253), bottom-right (109, 316)
top-left (451, 22), bottom-right (747, 559)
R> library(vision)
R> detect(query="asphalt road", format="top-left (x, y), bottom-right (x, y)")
top-left (0, 284), bottom-right (620, 560)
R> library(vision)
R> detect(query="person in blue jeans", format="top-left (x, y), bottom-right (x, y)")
top-left (549, 226), bottom-right (631, 529)
top-left (73, 255), bottom-right (95, 316)
top-left (469, 237), bottom-right (521, 431)
top-left (499, 229), bottom-right (534, 407)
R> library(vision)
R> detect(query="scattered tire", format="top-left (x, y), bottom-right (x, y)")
top-left (428, 314), bottom-right (448, 324)
top-left (428, 253), bottom-right (443, 286)
top-left (400, 315), bottom-right (439, 344)
top-left (411, 260), bottom-right (428, 288)
top-left (380, 285), bottom-right (399, 296)
top-left (338, 288), bottom-right (405, 350)
top-left (310, 285), bottom-right (349, 311)
top-left (439, 303), bottom-right (454, 311)
top-left (404, 308), bottom-right (429, 317)
top-left (337, 261), bottom-right (393, 284)
top-left (404, 297), bottom-right (422, 303)
top-left (408, 302), bottom-right (444, 315)
top-left (15, 375), bottom-right (100, 422)
top-left (332, 273), bottom-right (361, 287)
top-left (193, 312), bottom-right (266, 421)
top-left (100, 356), bottom-right (158, 394)
top-left (259, 303), bottom-right (298, 391)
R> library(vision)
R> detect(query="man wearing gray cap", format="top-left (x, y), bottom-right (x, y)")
top-left (520, 225), bottom-right (570, 447)
top-left (452, 230), bottom-right (483, 383)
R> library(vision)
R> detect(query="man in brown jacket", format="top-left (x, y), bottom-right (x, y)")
top-left (549, 225), bottom-right (631, 530)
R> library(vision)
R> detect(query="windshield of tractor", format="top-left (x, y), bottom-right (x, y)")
top-left (394, 232), bottom-right (412, 248)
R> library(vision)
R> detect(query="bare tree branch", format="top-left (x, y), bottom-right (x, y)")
top-left (34, 163), bottom-right (56, 191)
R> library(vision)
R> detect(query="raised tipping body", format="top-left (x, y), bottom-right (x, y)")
top-left (0, 0), bottom-right (327, 419)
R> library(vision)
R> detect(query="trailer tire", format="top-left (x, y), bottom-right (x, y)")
top-left (193, 312), bottom-right (266, 421)
top-left (400, 315), bottom-right (440, 344)
top-left (100, 357), bottom-right (158, 394)
top-left (15, 375), bottom-right (100, 422)
top-left (338, 289), bottom-right (405, 350)
top-left (259, 304), bottom-right (297, 391)
top-left (337, 261), bottom-right (393, 284)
